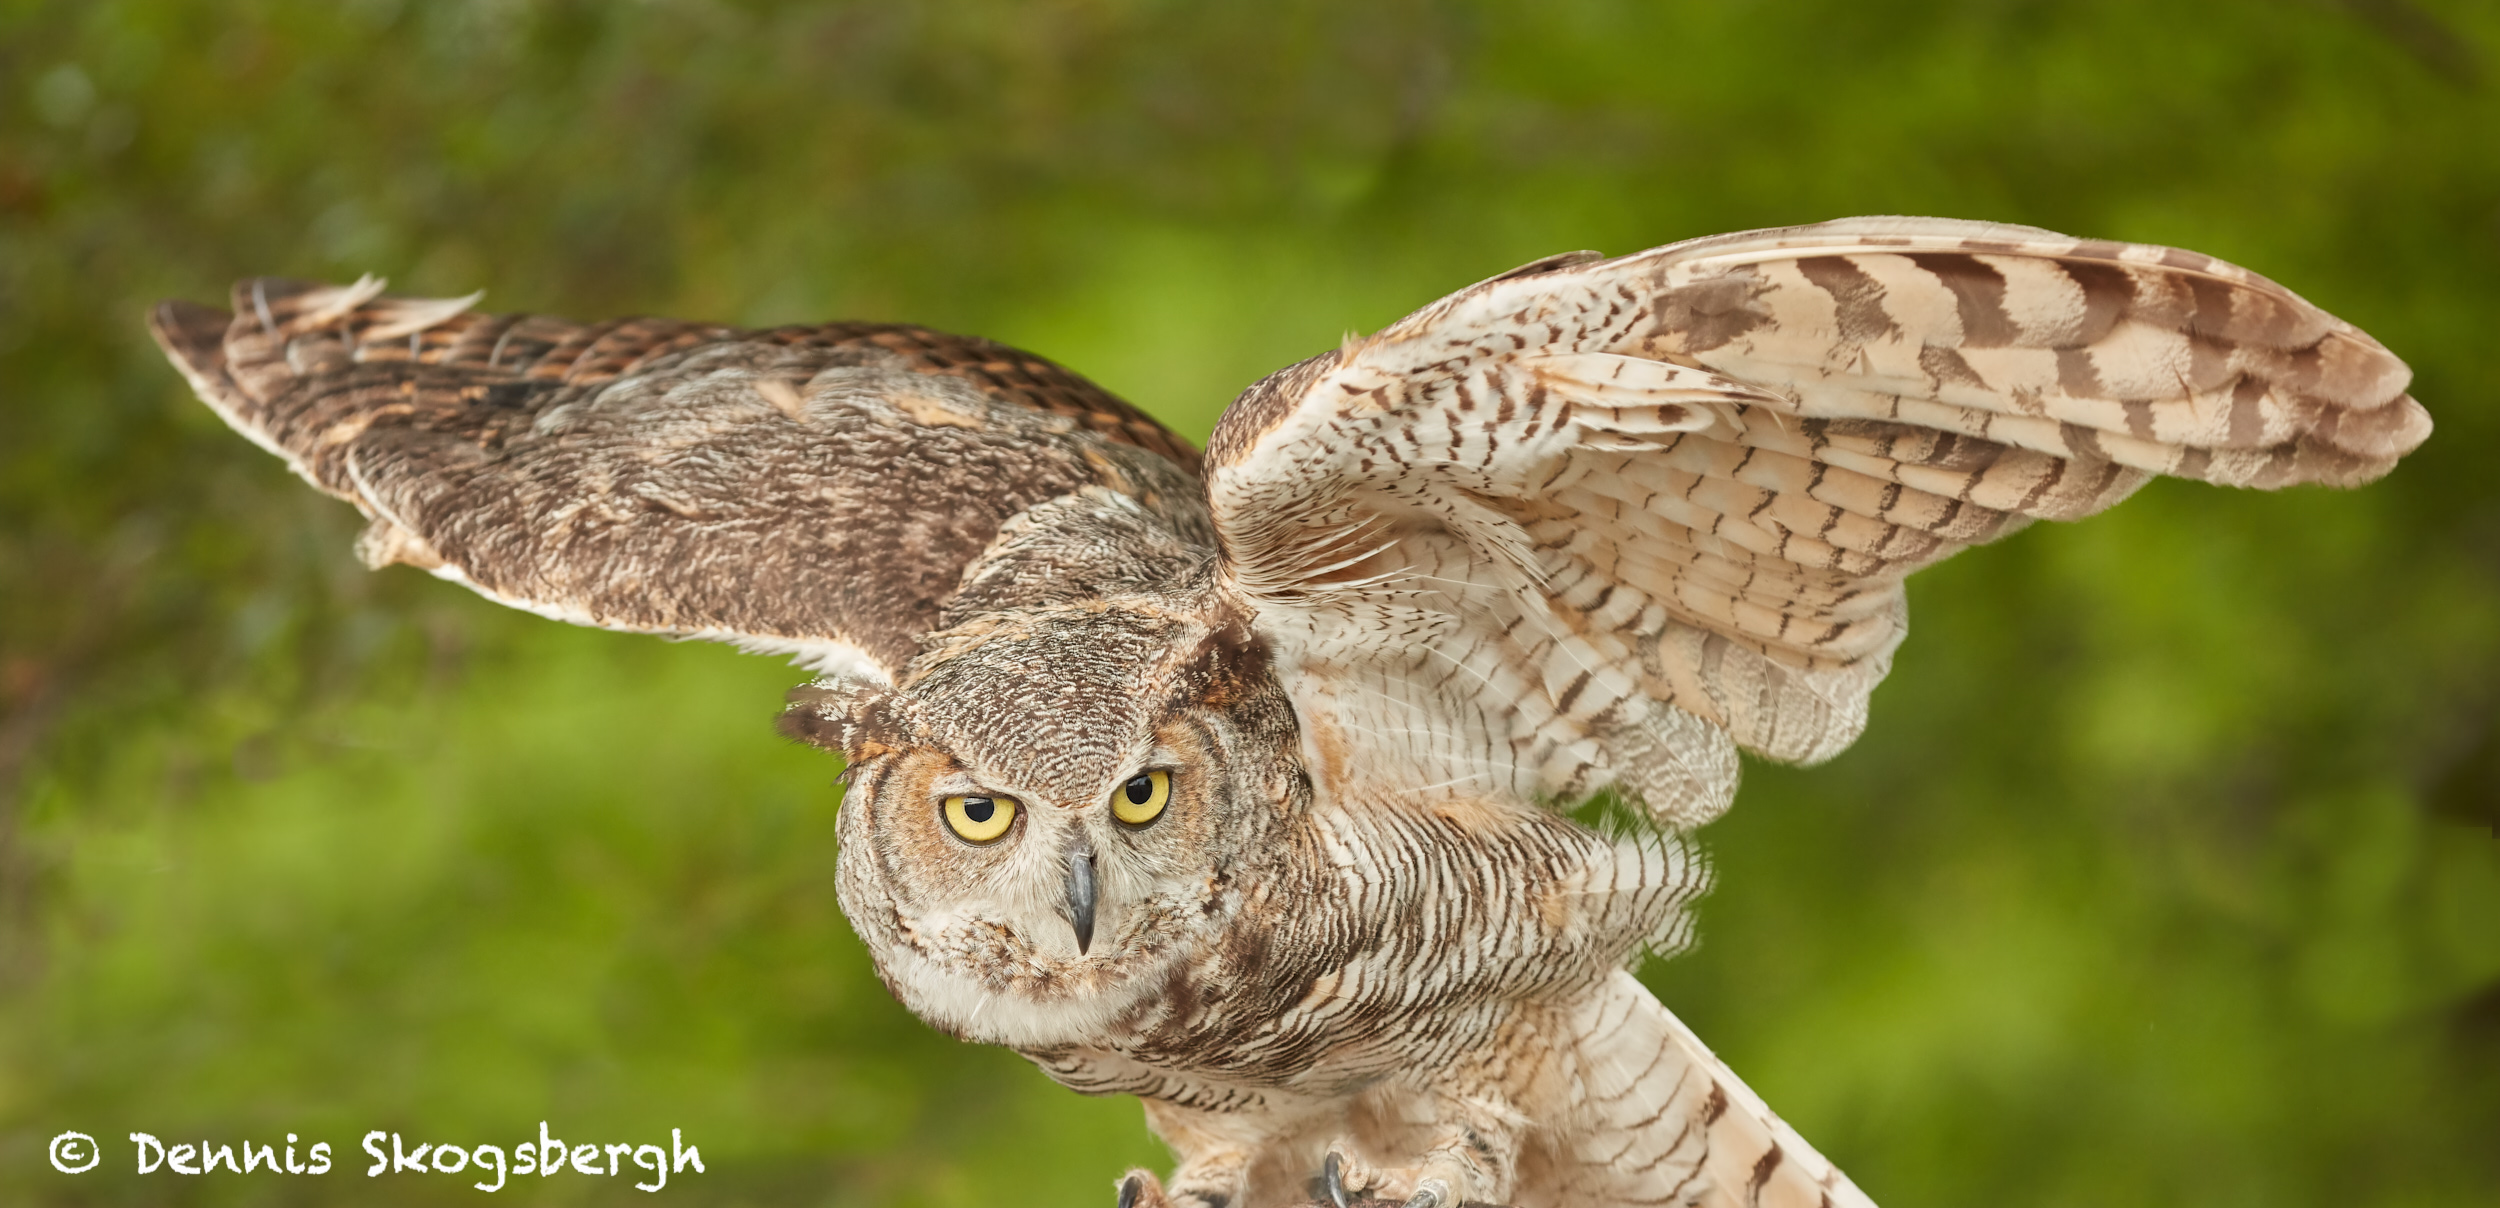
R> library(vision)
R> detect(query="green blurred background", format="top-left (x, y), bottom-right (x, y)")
top-left (3, 1), bottom-right (2497, 1204)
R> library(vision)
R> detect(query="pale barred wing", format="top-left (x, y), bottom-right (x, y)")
top-left (1205, 218), bottom-right (2428, 823)
top-left (1544, 972), bottom-right (1876, 1208)
top-left (151, 278), bottom-right (1206, 683)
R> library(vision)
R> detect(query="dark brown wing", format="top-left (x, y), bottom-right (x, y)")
top-left (151, 277), bottom-right (1208, 682)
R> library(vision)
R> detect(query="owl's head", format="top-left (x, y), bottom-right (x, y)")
top-left (785, 597), bottom-right (1306, 1048)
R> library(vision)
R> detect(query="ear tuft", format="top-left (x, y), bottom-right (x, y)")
top-left (779, 678), bottom-right (892, 756)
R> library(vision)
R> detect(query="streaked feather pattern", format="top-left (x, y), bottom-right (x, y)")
top-left (150, 278), bottom-right (1207, 680)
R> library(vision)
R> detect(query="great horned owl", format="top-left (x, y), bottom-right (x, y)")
top-left (151, 218), bottom-right (2428, 1208)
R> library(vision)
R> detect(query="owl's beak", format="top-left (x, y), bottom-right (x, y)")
top-left (1064, 834), bottom-right (1099, 955)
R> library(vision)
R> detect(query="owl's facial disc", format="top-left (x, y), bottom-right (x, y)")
top-left (826, 601), bottom-right (1302, 1046)
top-left (897, 752), bottom-right (1202, 963)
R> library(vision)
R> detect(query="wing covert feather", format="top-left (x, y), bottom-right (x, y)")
top-left (152, 278), bottom-right (1206, 681)
top-left (1205, 217), bottom-right (2429, 824)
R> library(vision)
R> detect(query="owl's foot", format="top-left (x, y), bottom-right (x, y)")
top-left (1116, 1170), bottom-right (1163, 1208)
top-left (1322, 1151), bottom-right (1352, 1208)
top-left (1319, 1148), bottom-right (1496, 1208)
top-left (1119, 1168), bottom-right (1250, 1208)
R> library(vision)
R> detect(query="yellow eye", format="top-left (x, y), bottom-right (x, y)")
top-left (1112, 770), bottom-right (1170, 826)
top-left (942, 794), bottom-right (1018, 843)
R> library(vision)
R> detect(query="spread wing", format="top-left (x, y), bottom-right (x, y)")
top-left (1205, 217), bottom-right (2430, 824)
top-left (151, 277), bottom-right (1206, 684)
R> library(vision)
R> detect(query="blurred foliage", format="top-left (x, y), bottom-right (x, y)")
top-left (2, 0), bottom-right (2497, 1205)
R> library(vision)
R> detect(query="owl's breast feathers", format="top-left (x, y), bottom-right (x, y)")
top-left (1019, 792), bottom-right (1705, 1091)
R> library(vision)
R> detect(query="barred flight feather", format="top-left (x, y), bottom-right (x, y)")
top-left (1208, 217), bottom-right (2428, 826)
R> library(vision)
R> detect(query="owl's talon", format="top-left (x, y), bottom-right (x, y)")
top-left (1400, 1180), bottom-right (1448, 1208)
top-left (1323, 1151), bottom-right (1351, 1208)
top-left (1114, 1169), bottom-right (1173, 1208)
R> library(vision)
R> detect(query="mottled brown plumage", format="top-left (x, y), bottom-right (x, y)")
top-left (152, 218), bottom-right (2429, 1208)
top-left (151, 278), bottom-right (1204, 678)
